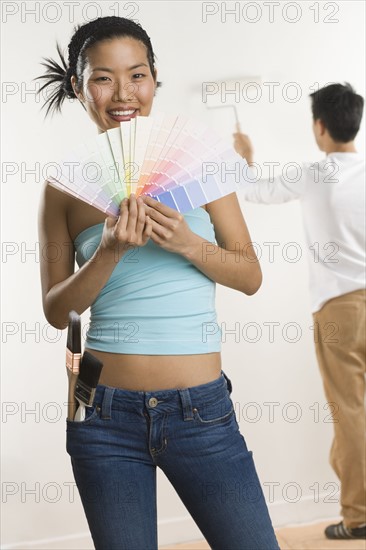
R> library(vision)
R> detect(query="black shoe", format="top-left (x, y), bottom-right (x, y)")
top-left (325, 521), bottom-right (366, 539)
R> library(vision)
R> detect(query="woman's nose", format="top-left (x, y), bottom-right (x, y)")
top-left (112, 80), bottom-right (137, 103)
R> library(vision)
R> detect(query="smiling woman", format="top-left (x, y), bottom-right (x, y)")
top-left (36, 16), bottom-right (279, 550)
top-left (71, 38), bottom-right (158, 130)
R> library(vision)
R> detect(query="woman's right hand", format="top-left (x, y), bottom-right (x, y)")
top-left (100, 193), bottom-right (152, 258)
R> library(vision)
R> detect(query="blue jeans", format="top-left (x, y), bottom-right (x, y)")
top-left (66, 371), bottom-right (280, 550)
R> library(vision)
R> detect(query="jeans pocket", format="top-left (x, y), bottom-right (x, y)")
top-left (193, 395), bottom-right (235, 425)
top-left (66, 404), bottom-right (100, 427)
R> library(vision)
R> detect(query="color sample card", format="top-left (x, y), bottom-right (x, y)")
top-left (48, 113), bottom-right (248, 216)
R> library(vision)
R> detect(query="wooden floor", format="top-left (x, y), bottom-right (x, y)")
top-left (160, 520), bottom-right (366, 549)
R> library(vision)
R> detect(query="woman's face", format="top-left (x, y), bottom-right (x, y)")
top-left (73, 37), bottom-right (157, 133)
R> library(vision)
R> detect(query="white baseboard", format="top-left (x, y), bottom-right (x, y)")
top-left (268, 492), bottom-right (340, 528)
top-left (1, 494), bottom-right (341, 549)
top-left (1, 532), bottom-right (94, 550)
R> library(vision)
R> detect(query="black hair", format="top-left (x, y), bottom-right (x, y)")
top-left (35, 16), bottom-right (161, 117)
top-left (309, 82), bottom-right (364, 142)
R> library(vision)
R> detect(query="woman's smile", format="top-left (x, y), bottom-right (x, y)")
top-left (73, 37), bottom-right (157, 132)
top-left (107, 105), bottom-right (140, 123)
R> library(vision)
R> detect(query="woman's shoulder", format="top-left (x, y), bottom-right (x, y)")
top-left (39, 180), bottom-right (69, 222)
top-left (40, 181), bottom-right (107, 243)
top-left (41, 179), bottom-right (72, 209)
top-left (205, 191), bottom-right (240, 219)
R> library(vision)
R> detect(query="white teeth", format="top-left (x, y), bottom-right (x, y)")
top-left (109, 109), bottom-right (136, 116)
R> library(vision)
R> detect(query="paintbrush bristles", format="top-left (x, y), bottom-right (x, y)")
top-left (74, 351), bottom-right (104, 407)
top-left (77, 351), bottom-right (103, 386)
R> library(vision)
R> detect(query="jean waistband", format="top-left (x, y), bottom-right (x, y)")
top-left (92, 370), bottom-right (232, 421)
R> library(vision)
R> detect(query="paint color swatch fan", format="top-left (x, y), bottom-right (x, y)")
top-left (47, 112), bottom-right (246, 215)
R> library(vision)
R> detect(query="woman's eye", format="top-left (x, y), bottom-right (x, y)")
top-left (95, 77), bottom-right (111, 82)
top-left (133, 73), bottom-right (145, 79)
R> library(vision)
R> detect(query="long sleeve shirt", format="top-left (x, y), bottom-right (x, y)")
top-left (241, 152), bottom-right (365, 312)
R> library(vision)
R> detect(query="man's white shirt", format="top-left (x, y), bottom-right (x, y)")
top-left (241, 152), bottom-right (365, 312)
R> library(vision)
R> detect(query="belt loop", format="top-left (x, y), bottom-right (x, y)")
top-left (178, 388), bottom-right (194, 421)
top-left (101, 386), bottom-right (115, 419)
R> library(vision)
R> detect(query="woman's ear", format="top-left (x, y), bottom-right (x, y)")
top-left (71, 75), bottom-right (84, 102)
top-left (153, 69), bottom-right (159, 96)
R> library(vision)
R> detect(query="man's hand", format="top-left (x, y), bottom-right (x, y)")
top-left (233, 132), bottom-right (254, 165)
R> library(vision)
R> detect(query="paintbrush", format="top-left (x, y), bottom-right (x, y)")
top-left (66, 310), bottom-right (82, 421)
top-left (73, 351), bottom-right (104, 421)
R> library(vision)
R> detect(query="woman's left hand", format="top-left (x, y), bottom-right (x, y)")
top-left (140, 196), bottom-right (197, 255)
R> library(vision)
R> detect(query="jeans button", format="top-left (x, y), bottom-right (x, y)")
top-left (148, 397), bottom-right (158, 408)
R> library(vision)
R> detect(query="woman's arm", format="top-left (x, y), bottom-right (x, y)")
top-left (142, 193), bottom-right (262, 295)
top-left (38, 184), bottom-right (151, 329)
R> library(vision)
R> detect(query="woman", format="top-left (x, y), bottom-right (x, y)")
top-left (37, 16), bottom-right (280, 550)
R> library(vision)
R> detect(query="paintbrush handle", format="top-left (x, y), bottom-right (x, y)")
top-left (73, 399), bottom-right (86, 421)
top-left (66, 368), bottom-right (79, 421)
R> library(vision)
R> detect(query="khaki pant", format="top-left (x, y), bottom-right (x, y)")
top-left (313, 289), bottom-right (366, 528)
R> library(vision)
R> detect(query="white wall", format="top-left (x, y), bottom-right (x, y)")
top-left (1, 1), bottom-right (365, 548)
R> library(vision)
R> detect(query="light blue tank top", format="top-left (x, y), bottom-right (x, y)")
top-left (74, 207), bottom-right (222, 354)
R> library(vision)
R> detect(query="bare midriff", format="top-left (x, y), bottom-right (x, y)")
top-left (84, 349), bottom-right (222, 391)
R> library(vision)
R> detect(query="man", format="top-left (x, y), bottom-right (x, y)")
top-left (234, 82), bottom-right (365, 540)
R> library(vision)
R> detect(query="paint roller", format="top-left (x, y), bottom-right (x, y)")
top-left (200, 76), bottom-right (262, 133)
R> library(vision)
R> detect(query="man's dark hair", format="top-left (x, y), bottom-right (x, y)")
top-left (309, 83), bottom-right (364, 142)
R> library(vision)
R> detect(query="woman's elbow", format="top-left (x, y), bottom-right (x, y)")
top-left (43, 300), bottom-right (68, 331)
top-left (241, 265), bottom-right (263, 295)
top-left (44, 310), bottom-right (68, 331)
